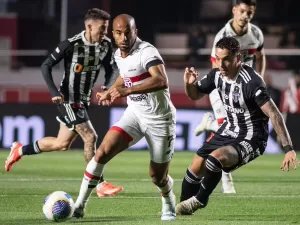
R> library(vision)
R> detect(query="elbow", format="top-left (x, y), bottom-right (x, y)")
top-left (159, 78), bottom-right (168, 90)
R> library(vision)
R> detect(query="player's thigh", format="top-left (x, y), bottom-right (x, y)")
top-left (145, 119), bottom-right (176, 164)
top-left (209, 89), bottom-right (226, 119)
top-left (56, 123), bottom-right (78, 148)
top-left (227, 139), bottom-right (266, 172)
top-left (96, 109), bottom-right (144, 163)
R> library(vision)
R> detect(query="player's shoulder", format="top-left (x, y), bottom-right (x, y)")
top-left (138, 40), bottom-right (157, 52)
top-left (102, 35), bottom-right (112, 44)
top-left (67, 32), bottom-right (83, 44)
top-left (239, 64), bottom-right (263, 84)
top-left (249, 23), bottom-right (264, 38)
top-left (214, 26), bottom-right (228, 40)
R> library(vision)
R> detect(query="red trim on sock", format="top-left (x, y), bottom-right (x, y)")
top-left (110, 126), bottom-right (133, 143)
top-left (84, 171), bottom-right (100, 180)
top-left (217, 118), bottom-right (225, 125)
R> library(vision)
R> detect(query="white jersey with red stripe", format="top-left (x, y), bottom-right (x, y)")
top-left (114, 37), bottom-right (176, 119)
top-left (211, 19), bottom-right (264, 67)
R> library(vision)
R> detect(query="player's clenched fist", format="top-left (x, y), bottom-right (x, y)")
top-left (184, 67), bottom-right (199, 85)
top-left (52, 96), bottom-right (63, 104)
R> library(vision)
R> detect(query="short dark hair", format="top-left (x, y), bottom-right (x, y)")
top-left (235, 0), bottom-right (256, 7)
top-left (215, 37), bottom-right (240, 56)
top-left (84, 8), bottom-right (111, 21)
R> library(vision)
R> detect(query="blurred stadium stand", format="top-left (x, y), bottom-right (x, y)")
top-left (1, 0), bottom-right (300, 151)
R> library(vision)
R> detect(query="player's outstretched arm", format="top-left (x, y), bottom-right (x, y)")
top-left (260, 99), bottom-right (299, 171)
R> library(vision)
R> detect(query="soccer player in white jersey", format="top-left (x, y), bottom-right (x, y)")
top-left (194, 0), bottom-right (266, 194)
top-left (73, 14), bottom-right (177, 221)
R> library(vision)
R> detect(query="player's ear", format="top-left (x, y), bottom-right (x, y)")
top-left (232, 6), bottom-right (236, 15)
top-left (135, 29), bottom-right (138, 35)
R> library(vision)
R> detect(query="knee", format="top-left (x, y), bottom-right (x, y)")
top-left (56, 141), bottom-right (71, 151)
top-left (94, 143), bottom-right (112, 163)
top-left (84, 133), bottom-right (98, 144)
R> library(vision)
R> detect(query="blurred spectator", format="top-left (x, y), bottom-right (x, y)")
top-left (187, 25), bottom-right (207, 67)
top-left (264, 74), bottom-right (282, 108)
top-left (279, 30), bottom-right (300, 70)
top-left (281, 69), bottom-right (300, 114)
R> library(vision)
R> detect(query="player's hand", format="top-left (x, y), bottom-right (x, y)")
top-left (109, 87), bottom-right (129, 102)
top-left (96, 91), bottom-right (111, 106)
top-left (280, 150), bottom-right (299, 171)
top-left (52, 96), bottom-right (63, 104)
top-left (184, 67), bottom-right (199, 85)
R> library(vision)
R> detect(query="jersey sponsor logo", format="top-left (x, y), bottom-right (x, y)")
top-left (232, 85), bottom-right (240, 103)
top-left (82, 65), bottom-right (101, 72)
top-left (224, 104), bottom-right (245, 114)
top-left (72, 63), bottom-right (83, 73)
top-left (129, 94), bottom-right (148, 102)
top-left (77, 53), bottom-right (94, 61)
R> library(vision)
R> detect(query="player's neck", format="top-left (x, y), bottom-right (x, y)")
top-left (231, 20), bottom-right (248, 36)
top-left (84, 32), bottom-right (96, 44)
top-left (227, 66), bottom-right (241, 80)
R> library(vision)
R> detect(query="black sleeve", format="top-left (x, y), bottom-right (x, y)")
top-left (195, 69), bottom-right (217, 94)
top-left (102, 42), bottom-right (119, 89)
top-left (41, 40), bottom-right (71, 97)
top-left (246, 73), bottom-right (270, 107)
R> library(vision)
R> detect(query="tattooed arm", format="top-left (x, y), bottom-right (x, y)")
top-left (260, 99), bottom-right (298, 171)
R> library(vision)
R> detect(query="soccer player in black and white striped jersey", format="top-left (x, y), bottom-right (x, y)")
top-left (194, 0), bottom-right (266, 194)
top-left (176, 37), bottom-right (298, 215)
top-left (5, 8), bottom-right (123, 197)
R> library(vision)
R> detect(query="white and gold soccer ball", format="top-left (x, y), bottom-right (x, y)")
top-left (43, 191), bottom-right (75, 222)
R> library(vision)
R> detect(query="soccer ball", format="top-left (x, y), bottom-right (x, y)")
top-left (43, 191), bottom-right (75, 222)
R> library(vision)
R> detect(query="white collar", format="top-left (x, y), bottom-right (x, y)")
top-left (80, 31), bottom-right (100, 46)
top-left (225, 19), bottom-right (251, 37)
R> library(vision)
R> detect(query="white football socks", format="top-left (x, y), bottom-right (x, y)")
top-left (75, 157), bottom-right (105, 208)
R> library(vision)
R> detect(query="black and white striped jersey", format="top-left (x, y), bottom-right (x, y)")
top-left (196, 64), bottom-right (270, 141)
top-left (41, 31), bottom-right (118, 105)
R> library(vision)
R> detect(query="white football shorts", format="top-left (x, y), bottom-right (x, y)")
top-left (112, 106), bottom-right (176, 163)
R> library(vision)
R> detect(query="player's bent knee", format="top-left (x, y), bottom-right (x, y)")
top-left (84, 133), bottom-right (98, 144)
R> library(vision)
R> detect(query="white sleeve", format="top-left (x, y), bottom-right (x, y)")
top-left (140, 46), bottom-right (164, 70)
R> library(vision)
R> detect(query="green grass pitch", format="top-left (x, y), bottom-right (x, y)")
top-left (0, 150), bottom-right (299, 225)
